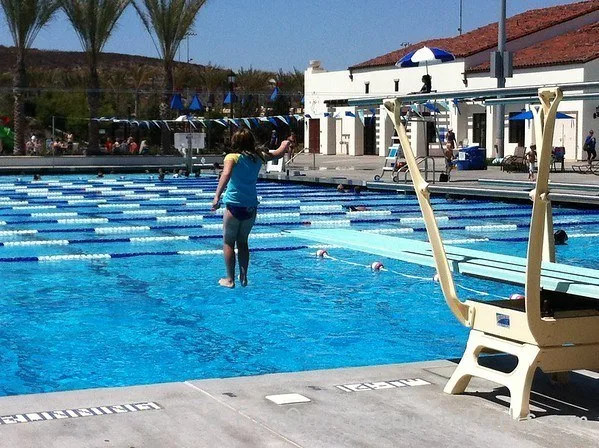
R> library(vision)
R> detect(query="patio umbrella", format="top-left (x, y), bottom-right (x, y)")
top-left (509, 110), bottom-right (574, 120)
top-left (170, 94), bottom-right (184, 110)
top-left (223, 91), bottom-right (237, 104)
top-left (189, 94), bottom-right (203, 112)
top-left (396, 46), bottom-right (455, 74)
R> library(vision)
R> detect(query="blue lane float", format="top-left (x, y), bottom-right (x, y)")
top-left (0, 245), bottom-right (311, 263)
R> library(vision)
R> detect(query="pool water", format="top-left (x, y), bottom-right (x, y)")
top-left (0, 175), bottom-right (598, 397)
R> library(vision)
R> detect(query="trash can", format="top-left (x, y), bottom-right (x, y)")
top-left (456, 146), bottom-right (487, 170)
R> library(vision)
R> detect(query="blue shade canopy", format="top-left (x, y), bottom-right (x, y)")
top-left (509, 110), bottom-right (574, 120)
top-left (424, 102), bottom-right (441, 113)
top-left (270, 86), bottom-right (279, 102)
top-left (396, 46), bottom-right (455, 68)
top-left (170, 94), bottom-right (184, 110)
top-left (189, 95), bottom-right (203, 111)
top-left (223, 92), bottom-right (237, 104)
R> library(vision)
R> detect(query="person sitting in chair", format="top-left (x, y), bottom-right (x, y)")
top-left (420, 74), bottom-right (432, 93)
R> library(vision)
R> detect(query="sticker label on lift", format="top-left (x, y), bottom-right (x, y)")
top-left (496, 313), bottom-right (510, 328)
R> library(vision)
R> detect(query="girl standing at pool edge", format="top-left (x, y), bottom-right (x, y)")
top-left (212, 128), bottom-right (295, 288)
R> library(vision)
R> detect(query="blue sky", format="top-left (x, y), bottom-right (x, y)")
top-left (0, 0), bottom-right (581, 72)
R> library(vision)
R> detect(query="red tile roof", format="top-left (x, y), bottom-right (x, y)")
top-left (470, 21), bottom-right (599, 72)
top-left (350, 0), bottom-right (599, 70)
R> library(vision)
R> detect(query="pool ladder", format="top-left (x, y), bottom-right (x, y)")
top-left (395, 156), bottom-right (437, 183)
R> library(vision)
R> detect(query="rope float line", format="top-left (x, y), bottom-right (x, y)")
top-left (0, 232), bottom-right (291, 247)
top-left (316, 249), bottom-right (509, 299)
top-left (0, 245), bottom-right (310, 263)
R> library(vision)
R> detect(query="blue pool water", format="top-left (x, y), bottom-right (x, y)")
top-left (1, 175), bottom-right (598, 397)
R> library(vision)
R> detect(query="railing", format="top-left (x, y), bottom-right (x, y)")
top-left (285, 147), bottom-right (316, 170)
top-left (400, 156), bottom-right (437, 183)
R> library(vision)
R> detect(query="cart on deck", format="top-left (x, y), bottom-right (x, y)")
top-left (374, 137), bottom-right (405, 182)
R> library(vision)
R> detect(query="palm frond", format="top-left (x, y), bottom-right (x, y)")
top-left (60, 0), bottom-right (131, 56)
top-left (132, 0), bottom-right (207, 64)
top-left (0, 0), bottom-right (61, 49)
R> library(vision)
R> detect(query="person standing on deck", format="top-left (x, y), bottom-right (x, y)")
top-left (584, 130), bottom-right (596, 164)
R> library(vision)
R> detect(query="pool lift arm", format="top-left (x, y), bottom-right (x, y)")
top-left (384, 98), bottom-right (474, 327)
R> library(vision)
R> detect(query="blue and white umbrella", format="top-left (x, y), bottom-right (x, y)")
top-left (396, 46), bottom-right (455, 74)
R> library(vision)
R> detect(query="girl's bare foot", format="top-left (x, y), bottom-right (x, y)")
top-left (219, 278), bottom-right (235, 288)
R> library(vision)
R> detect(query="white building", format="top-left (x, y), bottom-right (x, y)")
top-left (304, 0), bottom-right (599, 161)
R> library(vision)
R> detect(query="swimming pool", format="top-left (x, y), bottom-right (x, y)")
top-left (1, 175), bottom-right (598, 397)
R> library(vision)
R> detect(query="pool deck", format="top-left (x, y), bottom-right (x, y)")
top-left (1, 154), bottom-right (599, 446)
top-left (1, 359), bottom-right (597, 447)
top-left (272, 154), bottom-right (599, 206)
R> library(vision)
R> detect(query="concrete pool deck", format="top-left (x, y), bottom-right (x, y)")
top-left (0, 358), bottom-right (597, 447)
top-left (1, 154), bottom-right (598, 446)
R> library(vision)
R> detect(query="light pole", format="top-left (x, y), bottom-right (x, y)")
top-left (186, 32), bottom-right (197, 64)
top-left (206, 95), bottom-right (213, 150)
top-left (493, 0), bottom-right (508, 158)
top-left (227, 70), bottom-right (237, 144)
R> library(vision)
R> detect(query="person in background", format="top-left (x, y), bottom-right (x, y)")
top-left (268, 129), bottom-right (279, 150)
top-left (211, 128), bottom-right (294, 288)
top-left (526, 144), bottom-right (537, 181)
top-left (584, 130), bottom-right (596, 164)
top-left (127, 137), bottom-right (138, 155)
top-left (444, 143), bottom-right (455, 177)
top-left (554, 229), bottom-right (568, 245)
top-left (139, 139), bottom-right (149, 155)
top-left (66, 133), bottom-right (73, 153)
top-left (420, 74), bottom-right (432, 93)
top-left (446, 128), bottom-right (456, 150)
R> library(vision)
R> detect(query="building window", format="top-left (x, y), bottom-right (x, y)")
top-left (364, 82), bottom-right (370, 94)
top-left (509, 112), bottom-right (525, 146)
top-left (394, 80), bottom-right (399, 92)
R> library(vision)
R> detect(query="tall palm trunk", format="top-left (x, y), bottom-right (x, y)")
top-left (13, 50), bottom-right (27, 154)
top-left (160, 59), bottom-right (174, 153)
top-left (87, 63), bottom-right (101, 153)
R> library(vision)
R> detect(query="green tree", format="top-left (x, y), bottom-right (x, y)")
top-left (236, 66), bottom-right (270, 118)
top-left (0, 0), bottom-right (60, 154)
top-left (133, 0), bottom-right (207, 152)
top-left (60, 0), bottom-right (130, 153)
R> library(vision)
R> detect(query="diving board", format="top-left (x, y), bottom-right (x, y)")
top-left (312, 87), bottom-right (599, 420)
top-left (289, 228), bottom-right (599, 299)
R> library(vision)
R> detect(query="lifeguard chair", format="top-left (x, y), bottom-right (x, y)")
top-left (384, 88), bottom-right (599, 420)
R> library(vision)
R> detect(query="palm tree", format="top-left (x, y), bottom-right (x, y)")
top-left (133, 0), bottom-right (207, 152)
top-left (0, 0), bottom-right (60, 154)
top-left (199, 64), bottom-right (227, 110)
top-left (236, 67), bottom-right (270, 118)
top-left (60, 0), bottom-right (130, 153)
top-left (129, 65), bottom-right (157, 119)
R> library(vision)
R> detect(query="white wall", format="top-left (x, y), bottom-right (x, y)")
top-left (305, 51), bottom-right (595, 160)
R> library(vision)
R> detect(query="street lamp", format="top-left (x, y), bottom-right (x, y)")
top-left (206, 94), bottom-right (214, 150)
top-left (186, 32), bottom-right (197, 64)
top-left (227, 70), bottom-right (237, 143)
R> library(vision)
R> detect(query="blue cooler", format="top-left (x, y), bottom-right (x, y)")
top-left (456, 146), bottom-right (487, 170)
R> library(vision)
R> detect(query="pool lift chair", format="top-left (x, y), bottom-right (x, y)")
top-left (374, 139), bottom-right (404, 182)
top-left (384, 87), bottom-right (599, 420)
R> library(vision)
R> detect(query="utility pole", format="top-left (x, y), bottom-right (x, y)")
top-left (492, 0), bottom-right (508, 158)
top-left (458, 0), bottom-right (463, 35)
